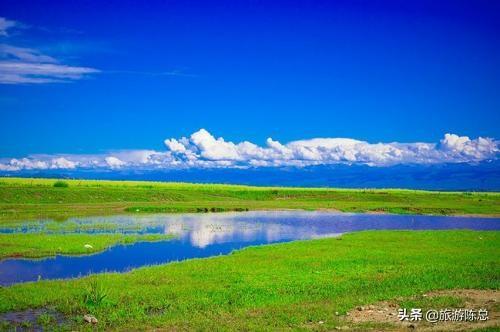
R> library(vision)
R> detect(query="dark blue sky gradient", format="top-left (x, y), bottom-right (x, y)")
top-left (1, 0), bottom-right (499, 156)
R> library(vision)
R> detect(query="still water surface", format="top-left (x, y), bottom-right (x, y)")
top-left (0, 211), bottom-right (498, 286)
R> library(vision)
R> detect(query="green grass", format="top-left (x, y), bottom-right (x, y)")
top-left (0, 230), bottom-right (498, 330)
top-left (0, 220), bottom-right (146, 233)
top-left (0, 233), bottom-right (174, 259)
top-left (53, 180), bottom-right (69, 188)
top-left (0, 177), bottom-right (499, 221)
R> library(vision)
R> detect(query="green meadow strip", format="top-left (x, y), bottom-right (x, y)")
top-left (0, 177), bottom-right (498, 222)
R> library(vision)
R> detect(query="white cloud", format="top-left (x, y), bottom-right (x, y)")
top-left (0, 18), bottom-right (99, 84)
top-left (0, 17), bottom-right (17, 36)
top-left (0, 61), bottom-right (99, 84)
top-left (110, 150), bottom-right (157, 164)
top-left (0, 130), bottom-right (498, 172)
top-left (105, 156), bottom-right (126, 168)
top-left (0, 44), bottom-right (57, 63)
top-left (0, 158), bottom-right (48, 171)
top-left (50, 157), bottom-right (77, 169)
top-left (0, 157), bottom-right (76, 171)
top-left (439, 133), bottom-right (498, 161)
top-left (162, 130), bottom-right (498, 168)
top-left (190, 129), bottom-right (241, 160)
top-left (164, 139), bottom-right (186, 153)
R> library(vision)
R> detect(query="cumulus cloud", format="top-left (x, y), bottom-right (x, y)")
top-left (161, 130), bottom-right (499, 168)
top-left (50, 157), bottom-right (77, 169)
top-left (438, 133), bottom-right (498, 161)
top-left (0, 130), bottom-right (498, 172)
top-left (0, 157), bottom-right (77, 171)
top-left (105, 156), bottom-right (126, 168)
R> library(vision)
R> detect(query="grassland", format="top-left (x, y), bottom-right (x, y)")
top-left (0, 177), bottom-right (499, 222)
top-left (0, 178), bottom-right (498, 330)
top-left (0, 233), bottom-right (174, 259)
top-left (0, 231), bottom-right (498, 330)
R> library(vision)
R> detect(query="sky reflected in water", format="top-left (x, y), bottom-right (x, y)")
top-left (0, 211), bottom-right (498, 286)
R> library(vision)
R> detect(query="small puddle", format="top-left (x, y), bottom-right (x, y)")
top-left (0, 211), bottom-right (498, 286)
top-left (0, 308), bottom-right (66, 331)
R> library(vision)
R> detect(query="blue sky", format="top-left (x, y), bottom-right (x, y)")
top-left (0, 0), bottom-right (499, 173)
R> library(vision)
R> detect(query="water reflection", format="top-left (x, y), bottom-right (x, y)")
top-left (159, 213), bottom-right (324, 248)
top-left (0, 211), bottom-right (498, 286)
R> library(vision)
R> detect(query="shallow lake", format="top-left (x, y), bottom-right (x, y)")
top-left (1, 211), bottom-right (499, 286)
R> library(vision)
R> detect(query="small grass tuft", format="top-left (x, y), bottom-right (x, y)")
top-left (83, 280), bottom-right (108, 308)
top-left (53, 180), bottom-right (69, 188)
top-left (36, 313), bottom-right (55, 326)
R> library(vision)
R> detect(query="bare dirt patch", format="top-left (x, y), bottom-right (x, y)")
top-left (346, 289), bottom-right (499, 331)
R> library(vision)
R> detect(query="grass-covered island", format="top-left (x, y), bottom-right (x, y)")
top-left (0, 178), bottom-right (498, 330)
top-left (0, 177), bottom-right (499, 221)
top-left (0, 233), bottom-right (174, 259)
